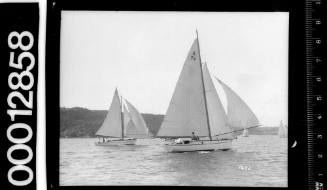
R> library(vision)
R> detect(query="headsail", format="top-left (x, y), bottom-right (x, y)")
top-left (216, 78), bottom-right (259, 129)
top-left (95, 89), bottom-right (122, 137)
top-left (122, 103), bottom-right (136, 137)
top-left (202, 63), bottom-right (233, 139)
top-left (157, 39), bottom-right (209, 137)
top-left (125, 120), bottom-right (138, 137)
top-left (123, 103), bottom-right (131, 127)
top-left (125, 99), bottom-right (149, 138)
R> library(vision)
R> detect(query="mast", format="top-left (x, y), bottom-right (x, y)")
top-left (120, 95), bottom-right (124, 140)
top-left (196, 30), bottom-right (212, 141)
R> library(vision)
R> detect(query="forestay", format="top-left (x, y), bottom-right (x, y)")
top-left (202, 63), bottom-right (233, 139)
top-left (157, 39), bottom-right (209, 137)
top-left (95, 89), bottom-right (122, 137)
top-left (216, 78), bottom-right (259, 129)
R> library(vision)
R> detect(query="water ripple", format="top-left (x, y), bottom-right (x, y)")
top-left (60, 135), bottom-right (287, 186)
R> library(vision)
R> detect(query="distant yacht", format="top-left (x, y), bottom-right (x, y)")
top-left (95, 88), bottom-right (149, 146)
top-left (242, 128), bottom-right (249, 137)
top-left (278, 120), bottom-right (287, 138)
top-left (156, 31), bottom-right (260, 153)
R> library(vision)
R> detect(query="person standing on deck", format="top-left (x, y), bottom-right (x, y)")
top-left (191, 132), bottom-right (199, 141)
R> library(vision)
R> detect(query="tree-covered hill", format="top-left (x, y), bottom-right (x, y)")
top-left (60, 107), bottom-right (279, 137)
top-left (60, 107), bottom-right (163, 137)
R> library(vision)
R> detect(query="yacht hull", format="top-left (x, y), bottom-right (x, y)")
top-left (95, 138), bottom-right (136, 146)
top-left (165, 140), bottom-right (232, 153)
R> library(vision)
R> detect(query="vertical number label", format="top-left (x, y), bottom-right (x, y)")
top-left (6, 31), bottom-right (35, 186)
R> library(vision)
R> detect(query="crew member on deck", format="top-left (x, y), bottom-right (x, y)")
top-left (191, 132), bottom-right (199, 141)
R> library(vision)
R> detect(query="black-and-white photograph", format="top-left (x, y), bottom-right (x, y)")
top-left (59, 11), bottom-right (288, 186)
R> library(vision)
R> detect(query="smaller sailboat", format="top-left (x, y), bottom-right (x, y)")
top-left (95, 88), bottom-right (149, 146)
top-left (242, 128), bottom-right (249, 137)
top-left (278, 120), bottom-right (287, 138)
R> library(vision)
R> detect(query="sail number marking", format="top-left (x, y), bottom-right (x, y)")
top-left (238, 165), bottom-right (251, 171)
top-left (6, 31), bottom-right (35, 186)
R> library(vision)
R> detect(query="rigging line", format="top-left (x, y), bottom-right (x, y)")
top-left (196, 30), bottom-right (212, 141)
top-left (213, 125), bottom-right (261, 137)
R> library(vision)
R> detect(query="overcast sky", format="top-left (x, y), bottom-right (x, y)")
top-left (60, 11), bottom-right (289, 126)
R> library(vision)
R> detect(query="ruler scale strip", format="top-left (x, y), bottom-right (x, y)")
top-left (305, 0), bottom-right (325, 189)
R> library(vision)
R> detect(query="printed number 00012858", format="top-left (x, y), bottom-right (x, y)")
top-left (6, 31), bottom-right (35, 186)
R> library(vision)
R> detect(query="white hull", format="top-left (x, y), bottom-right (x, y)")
top-left (165, 140), bottom-right (232, 153)
top-left (95, 138), bottom-right (136, 146)
top-left (162, 138), bottom-right (176, 143)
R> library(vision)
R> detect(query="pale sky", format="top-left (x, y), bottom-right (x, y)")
top-left (60, 11), bottom-right (289, 126)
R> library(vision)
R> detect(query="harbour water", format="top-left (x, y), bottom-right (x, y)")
top-left (60, 135), bottom-right (287, 186)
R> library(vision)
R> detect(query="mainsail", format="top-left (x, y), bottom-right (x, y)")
top-left (95, 89), bottom-right (122, 137)
top-left (202, 63), bottom-right (233, 139)
top-left (216, 78), bottom-right (259, 129)
top-left (157, 39), bottom-right (209, 137)
top-left (125, 99), bottom-right (149, 138)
